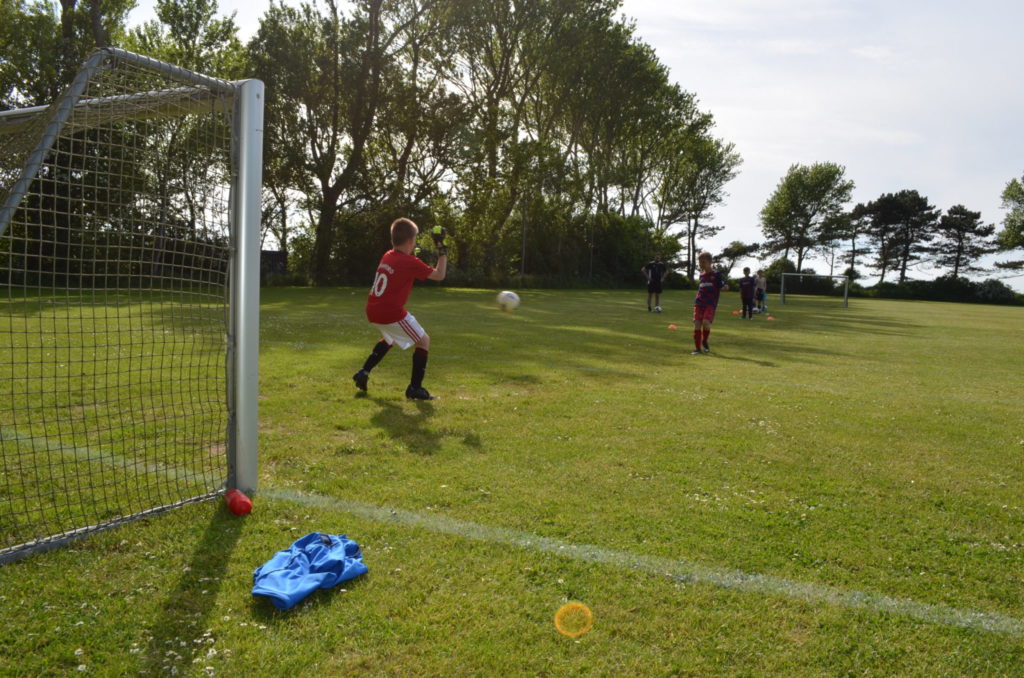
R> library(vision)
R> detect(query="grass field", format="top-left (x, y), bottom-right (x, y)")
top-left (1, 286), bottom-right (1022, 676)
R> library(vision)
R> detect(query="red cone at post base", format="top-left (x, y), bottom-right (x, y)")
top-left (226, 489), bottom-right (252, 515)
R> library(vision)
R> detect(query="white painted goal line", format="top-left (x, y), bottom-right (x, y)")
top-left (263, 487), bottom-right (1023, 637)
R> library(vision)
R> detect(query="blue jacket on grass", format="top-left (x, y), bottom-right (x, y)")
top-left (252, 532), bottom-right (367, 610)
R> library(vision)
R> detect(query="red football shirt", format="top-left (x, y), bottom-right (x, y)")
top-left (365, 249), bottom-right (434, 324)
top-left (694, 269), bottom-right (726, 308)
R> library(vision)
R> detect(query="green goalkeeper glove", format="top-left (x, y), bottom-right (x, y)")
top-left (431, 226), bottom-right (449, 256)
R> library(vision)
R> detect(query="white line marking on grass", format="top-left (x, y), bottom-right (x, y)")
top-left (1, 427), bottom-right (202, 483)
top-left (264, 487), bottom-right (1023, 636)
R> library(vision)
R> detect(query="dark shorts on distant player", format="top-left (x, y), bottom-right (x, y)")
top-left (693, 304), bottom-right (716, 324)
top-left (647, 280), bottom-right (663, 294)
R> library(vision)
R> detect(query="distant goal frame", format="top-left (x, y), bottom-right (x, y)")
top-left (779, 273), bottom-right (850, 308)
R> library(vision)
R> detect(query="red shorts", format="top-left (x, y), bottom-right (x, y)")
top-left (693, 305), bottom-right (717, 324)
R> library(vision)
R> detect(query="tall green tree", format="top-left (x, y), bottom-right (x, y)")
top-left (864, 200), bottom-right (899, 285)
top-left (120, 0), bottom-right (247, 256)
top-left (933, 205), bottom-right (997, 277)
top-left (655, 134), bottom-right (738, 279)
top-left (1, 0), bottom-right (133, 108)
top-left (996, 172), bottom-right (1024, 270)
top-left (442, 0), bottom-right (552, 277)
top-left (548, 11), bottom-right (680, 280)
top-left (250, 0), bottom-right (447, 285)
top-left (813, 212), bottom-right (850, 276)
top-left (759, 162), bottom-right (854, 272)
top-left (882, 189), bottom-right (940, 283)
top-left (127, 0), bottom-right (245, 77)
top-left (1, 0), bottom-right (55, 108)
top-left (715, 240), bottom-right (759, 279)
top-left (1, 0), bottom-right (138, 287)
top-left (834, 202), bottom-right (872, 278)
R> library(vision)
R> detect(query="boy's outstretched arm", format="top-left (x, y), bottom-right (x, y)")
top-left (428, 254), bottom-right (447, 281)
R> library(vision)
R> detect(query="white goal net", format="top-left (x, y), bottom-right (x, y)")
top-left (0, 48), bottom-right (262, 563)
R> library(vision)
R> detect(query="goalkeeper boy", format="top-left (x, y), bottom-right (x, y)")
top-left (353, 218), bottom-right (447, 400)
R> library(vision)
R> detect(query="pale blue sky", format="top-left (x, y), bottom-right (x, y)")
top-left (129, 0), bottom-right (1024, 287)
top-left (623, 0), bottom-right (1024, 286)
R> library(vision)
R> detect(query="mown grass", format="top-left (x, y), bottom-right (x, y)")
top-left (1, 286), bottom-right (1022, 677)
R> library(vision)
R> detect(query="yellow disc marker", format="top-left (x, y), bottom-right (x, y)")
top-left (554, 602), bottom-right (593, 638)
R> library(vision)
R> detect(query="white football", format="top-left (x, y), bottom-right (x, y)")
top-left (654, 306), bottom-right (662, 313)
top-left (496, 290), bottom-right (520, 311)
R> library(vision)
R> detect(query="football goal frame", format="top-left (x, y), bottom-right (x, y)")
top-left (0, 47), bottom-right (262, 563)
top-left (779, 273), bottom-right (850, 308)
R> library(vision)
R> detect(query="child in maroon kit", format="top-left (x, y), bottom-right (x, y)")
top-left (691, 251), bottom-right (728, 354)
top-left (738, 266), bottom-right (756, 319)
top-left (352, 218), bottom-right (447, 400)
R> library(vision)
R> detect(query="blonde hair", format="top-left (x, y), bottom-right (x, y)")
top-left (390, 218), bottom-right (418, 246)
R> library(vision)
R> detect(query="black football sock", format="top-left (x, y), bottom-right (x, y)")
top-left (362, 340), bottom-right (391, 372)
top-left (410, 348), bottom-right (429, 388)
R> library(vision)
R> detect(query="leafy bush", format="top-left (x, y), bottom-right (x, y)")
top-left (867, 276), bottom-right (1022, 305)
top-left (974, 278), bottom-right (1018, 304)
top-left (764, 257), bottom-right (796, 287)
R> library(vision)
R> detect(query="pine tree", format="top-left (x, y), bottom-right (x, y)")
top-left (932, 205), bottom-right (997, 277)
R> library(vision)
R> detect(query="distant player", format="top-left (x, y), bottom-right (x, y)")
top-left (692, 252), bottom-right (728, 354)
top-left (642, 253), bottom-right (668, 311)
top-left (738, 267), bottom-right (756, 319)
top-left (353, 218), bottom-right (447, 400)
top-left (755, 269), bottom-right (768, 312)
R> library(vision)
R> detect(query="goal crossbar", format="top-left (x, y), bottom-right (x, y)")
top-left (0, 47), bottom-right (238, 239)
top-left (0, 87), bottom-right (234, 137)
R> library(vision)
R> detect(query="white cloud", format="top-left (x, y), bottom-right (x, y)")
top-left (851, 44), bottom-right (896, 64)
top-left (760, 39), bottom-right (827, 56)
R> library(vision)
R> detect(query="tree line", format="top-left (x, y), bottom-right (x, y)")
top-left (2, 0), bottom-right (741, 288)
top-left (744, 161), bottom-right (1023, 300)
top-left (2, 0), bottom-right (1021, 296)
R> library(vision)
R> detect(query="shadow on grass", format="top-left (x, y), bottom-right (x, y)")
top-left (708, 352), bottom-right (778, 367)
top-left (364, 397), bottom-right (483, 454)
top-left (770, 297), bottom-right (923, 336)
top-left (142, 502), bottom-right (244, 675)
top-left (370, 398), bottom-right (442, 455)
